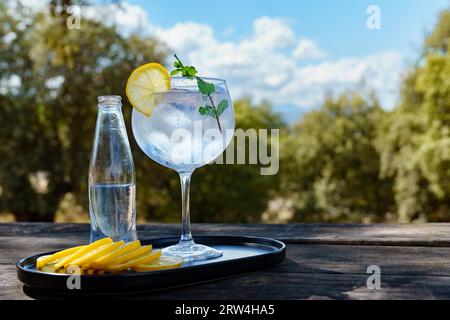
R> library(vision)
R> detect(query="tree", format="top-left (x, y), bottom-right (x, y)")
top-left (0, 1), bottom-right (167, 221)
top-left (282, 92), bottom-right (394, 222)
top-left (0, 2), bottom-right (286, 223)
top-left (377, 9), bottom-right (450, 222)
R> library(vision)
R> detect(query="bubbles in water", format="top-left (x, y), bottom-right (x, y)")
top-left (89, 183), bottom-right (136, 242)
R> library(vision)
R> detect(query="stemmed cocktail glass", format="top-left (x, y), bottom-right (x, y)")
top-left (132, 77), bottom-right (235, 261)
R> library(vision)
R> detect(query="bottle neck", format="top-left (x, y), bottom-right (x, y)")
top-left (98, 104), bottom-right (122, 112)
top-left (97, 95), bottom-right (122, 110)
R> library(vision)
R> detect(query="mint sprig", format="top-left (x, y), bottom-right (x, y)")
top-left (171, 54), bottom-right (198, 79)
top-left (171, 55), bottom-right (228, 132)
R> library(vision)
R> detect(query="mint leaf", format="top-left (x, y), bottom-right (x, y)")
top-left (199, 105), bottom-right (217, 117)
top-left (170, 69), bottom-right (182, 76)
top-left (181, 66), bottom-right (197, 79)
top-left (217, 99), bottom-right (229, 116)
top-left (197, 77), bottom-right (215, 96)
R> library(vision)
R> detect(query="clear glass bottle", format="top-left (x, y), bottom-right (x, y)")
top-left (89, 95), bottom-right (137, 243)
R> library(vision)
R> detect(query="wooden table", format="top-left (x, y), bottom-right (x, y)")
top-left (2, 223), bottom-right (450, 300)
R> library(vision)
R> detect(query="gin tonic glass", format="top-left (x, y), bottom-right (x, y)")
top-left (132, 77), bottom-right (235, 261)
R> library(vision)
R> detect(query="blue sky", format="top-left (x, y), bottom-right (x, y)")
top-left (131, 0), bottom-right (447, 59)
top-left (94, 0), bottom-right (449, 122)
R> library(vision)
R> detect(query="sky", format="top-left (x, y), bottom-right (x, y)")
top-left (21, 0), bottom-right (450, 121)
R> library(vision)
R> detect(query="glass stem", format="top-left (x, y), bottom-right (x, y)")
top-left (179, 172), bottom-right (194, 245)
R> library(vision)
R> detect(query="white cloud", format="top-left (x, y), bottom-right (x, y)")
top-left (148, 16), bottom-right (403, 110)
top-left (14, 1), bottom-right (404, 112)
top-left (154, 22), bottom-right (216, 55)
top-left (278, 51), bottom-right (404, 109)
top-left (84, 2), bottom-right (152, 36)
top-left (292, 39), bottom-right (326, 60)
top-left (252, 16), bottom-right (295, 49)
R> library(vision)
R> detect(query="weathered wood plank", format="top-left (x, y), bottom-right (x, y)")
top-left (4, 238), bottom-right (450, 277)
top-left (276, 244), bottom-right (450, 277)
top-left (0, 265), bottom-right (31, 300)
top-left (3, 223), bottom-right (450, 300)
top-left (0, 237), bottom-right (86, 264)
top-left (135, 272), bottom-right (450, 300)
top-left (3, 223), bottom-right (450, 246)
top-left (147, 272), bottom-right (450, 300)
top-left (2, 262), bottom-right (450, 300)
top-left (5, 242), bottom-right (450, 299)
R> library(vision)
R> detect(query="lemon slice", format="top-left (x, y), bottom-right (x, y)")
top-left (71, 240), bottom-right (125, 270)
top-left (91, 240), bottom-right (141, 270)
top-left (126, 63), bottom-right (171, 116)
top-left (133, 256), bottom-right (184, 272)
top-left (54, 237), bottom-right (113, 270)
top-left (106, 249), bottom-right (162, 273)
top-left (38, 260), bottom-right (61, 273)
top-left (36, 246), bottom-right (85, 269)
top-left (106, 244), bottom-right (153, 267)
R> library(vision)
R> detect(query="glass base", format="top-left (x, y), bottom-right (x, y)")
top-left (162, 240), bottom-right (223, 261)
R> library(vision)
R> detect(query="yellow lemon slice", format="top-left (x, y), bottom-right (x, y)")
top-left (106, 249), bottom-right (162, 273)
top-left (54, 238), bottom-right (113, 270)
top-left (69, 240), bottom-right (125, 270)
top-left (133, 256), bottom-right (184, 272)
top-left (105, 245), bottom-right (153, 268)
top-left (91, 240), bottom-right (141, 270)
top-left (126, 63), bottom-right (171, 116)
top-left (38, 260), bottom-right (61, 273)
top-left (36, 246), bottom-right (85, 269)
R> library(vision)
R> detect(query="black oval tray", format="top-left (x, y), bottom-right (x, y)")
top-left (17, 236), bottom-right (286, 295)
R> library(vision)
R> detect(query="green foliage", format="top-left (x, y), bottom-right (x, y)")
top-left (0, 2), bottom-right (167, 221)
top-left (425, 10), bottom-right (450, 54)
top-left (376, 9), bottom-right (450, 222)
top-left (282, 92), bottom-right (395, 222)
top-left (281, 8), bottom-right (450, 223)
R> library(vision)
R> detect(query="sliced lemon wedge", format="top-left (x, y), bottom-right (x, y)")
top-left (125, 63), bottom-right (171, 117)
top-left (91, 240), bottom-right (141, 270)
top-left (106, 249), bottom-right (162, 273)
top-left (36, 246), bottom-right (85, 269)
top-left (54, 237), bottom-right (113, 270)
top-left (70, 240), bottom-right (125, 270)
top-left (133, 256), bottom-right (184, 272)
top-left (106, 244), bottom-right (153, 267)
